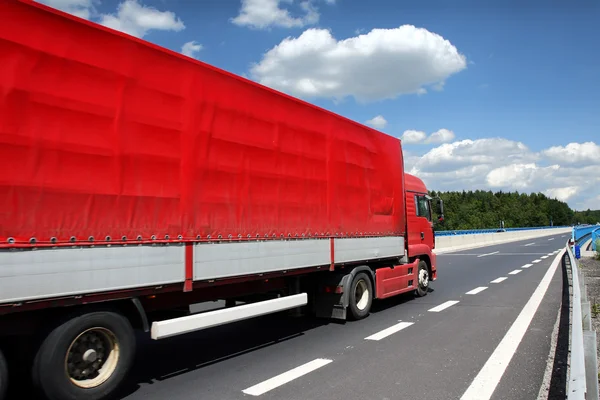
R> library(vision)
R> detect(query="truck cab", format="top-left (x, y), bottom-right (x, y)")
top-left (405, 173), bottom-right (439, 282)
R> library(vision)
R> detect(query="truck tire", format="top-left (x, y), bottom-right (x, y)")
top-left (32, 311), bottom-right (135, 400)
top-left (0, 348), bottom-right (7, 400)
top-left (348, 272), bottom-right (373, 320)
top-left (415, 260), bottom-right (429, 297)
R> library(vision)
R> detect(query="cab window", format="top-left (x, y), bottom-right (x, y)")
top-left (415, 195), bottom-right (432, 222)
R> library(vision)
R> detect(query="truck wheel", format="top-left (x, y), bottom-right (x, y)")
top-left (348, 272), bottom-right (373, 320)
top-left (32, 311), bottom-right (135, 400)
top-left (415, 260), bottom-right (429, 297)
top-left (0, 348), bottom-right (7, 400)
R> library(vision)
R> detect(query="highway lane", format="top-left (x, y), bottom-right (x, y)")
top-left (118, 232), bottom-right (568, 400)
top-left (5, 232), bottom-right (570, 400)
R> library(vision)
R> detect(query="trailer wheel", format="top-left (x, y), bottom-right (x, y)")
top-left (415, 260), bottom-right (429, 297)
top-left (348, 272), bottom-right (373, 320)
top-left (32, 311), bottom-right (135, 400)
top-left (0, 348), bottom-right (7, 400)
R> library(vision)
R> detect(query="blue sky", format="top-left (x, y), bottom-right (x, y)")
top-left (38, 0), bottom-right (600, 210)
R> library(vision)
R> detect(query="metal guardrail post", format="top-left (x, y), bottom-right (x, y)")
top-left (566, 241), bottom-right (599, 399)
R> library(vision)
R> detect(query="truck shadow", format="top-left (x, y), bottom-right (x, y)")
top-left (116, 311), bottom-right (328, 399)
top-left (118, 289), bottom-right (432, 398)
top-left (6, 291), bottom-right (430, 400)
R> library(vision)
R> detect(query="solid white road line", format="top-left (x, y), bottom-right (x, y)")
top-left (521, 264), bottom-right (533, 269)
top-left (242, 358), bottom-right (333, 396)
top-left (428, 300), bottom-right (460, 312)
top-left (541, 255), bottom-right (549, 259)
top-left (508, 270), bottom-right (522, 275)
top-left (460, 250), bottom-right (564, 400)
top-left (524, 243), bottom-right (535, 247)
top-left (491, 277), bottom-right (508, 283)
top-left (466, 287), bottom-right (488, 295)
top-left (532, 259), bottom-right (541, 263)
top-left (478, 251), bottom-right (499, 258)
top-left (548, 238), bottom-right (555, 241)
top-left (365, 321), bottom-right (414, 341)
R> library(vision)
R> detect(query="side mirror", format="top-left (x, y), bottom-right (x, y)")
top-left (437, 198), bottom-right (444, 224)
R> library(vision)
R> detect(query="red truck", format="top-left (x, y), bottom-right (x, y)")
top-left (0, 1), bottom-right (441, 399)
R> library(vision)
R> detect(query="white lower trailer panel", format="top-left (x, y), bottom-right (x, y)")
top-left (0, 236), bottom-right (405, 304)
top-left (151, 293), bottom-right (308, 340)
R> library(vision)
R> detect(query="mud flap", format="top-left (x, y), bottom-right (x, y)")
top-left (314, 266), bottom-right (374, 321)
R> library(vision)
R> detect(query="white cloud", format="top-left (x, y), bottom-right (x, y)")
top-left (577, 194), bottom-right (600, 211)
top-left (486, 163), bottom-right (557, 189)
top-left (99, 0), bottom-right (185, 38)
top-left (544, 186), bottom-right (580, 202)
top-left (425, 128), bottom-right (455, 144)
top-left (365, 115), bottom-right (387, 129)
top-left (401, 130), bottom-right (427, 144)
top-left (412, 138), bottom-right (534, 172)
top-left (542, 142), bottom-right (600, 165)
top-left (181, 40), bottom-right (203, 59)
top-left (36, 0), bottom-right (95, 19)
top-left (231, 0), bottom-right (319, 29)
top-left (400, 128), bottom-right (457, 145)
top-left (250, 25), bottom-right (467, 102)
top-left (407, 138), bottom-right (600, 209)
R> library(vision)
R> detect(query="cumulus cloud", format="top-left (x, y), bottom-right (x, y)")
top-left (36, 0), bottom-right (96, 19)
top-left (411, 138), bottom-right (535, 173)
top-left (401, 130), bottom-right (427, 144)
top-left (365, 115), bottom-right (387, 129)
top-left (250, 26), bottom-right (467, 102)
top-left (181, 40), bottom-right (203, 59)
top-left (486, 163), bottom-right (558, 189)
top-left (99, 0), bottom-right (185, 38)
top-left (408, 138), bottom-right (600, 210)
top-left (425, 128), bottom-right (455, 144)
top-left (542, 142), bottom-right (600, 165)
top-left (544, 186), bottom-right (580, 202)
top-left (231, 0), bottom-right (319, 29)
top-left (37, 0), bottom-right (185, 38)
top-left (400, 128), bottom-right (456, 145)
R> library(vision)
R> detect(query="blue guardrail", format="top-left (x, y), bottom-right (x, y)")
top-left (591, 227), bottom-right (600, 252)
top-left (573, 225), bottom-right (600, 243)
top-left (434, 225), bottom-right (569, 237)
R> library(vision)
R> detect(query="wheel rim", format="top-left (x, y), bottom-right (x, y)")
top-left (419, 268), bottom-right (429, 289)
top-left (65, 327), bottom-right (120, 389)
top-left (354, 279), bottom-right (370, 311)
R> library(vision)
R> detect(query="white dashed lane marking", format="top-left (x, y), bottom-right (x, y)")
top-left (428, 301), bottom-right (460, 312)
top-left (478, 251), bottom-right (499, 258)
top-left (466, 287), bottom-right (488, 295)
top-left (491, 277), bottom-right (508, 283)
top-left (242, 359), bottom-right (333, 396)
top-left (521, 264), bottom-right (533, 269)
top-left (365, 322), bottom-right (414, 341)
top-left (508, 270), bottom-right (522, 275)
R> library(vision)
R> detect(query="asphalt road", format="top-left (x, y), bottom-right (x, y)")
top-left (7, 233), bottom-right (571, 400)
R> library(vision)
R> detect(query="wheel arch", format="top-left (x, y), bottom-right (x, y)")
top-left (340, 265), bottom-right (375, 309)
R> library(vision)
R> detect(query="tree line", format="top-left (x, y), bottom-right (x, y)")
top-left (428, 190), bottom-right (600, 231)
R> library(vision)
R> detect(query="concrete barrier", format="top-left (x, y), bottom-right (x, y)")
top-left (434, 227), bottom-right (572, 254)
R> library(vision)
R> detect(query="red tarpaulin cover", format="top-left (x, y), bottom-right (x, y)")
top-left (0, 0), bottom-right (406, 247)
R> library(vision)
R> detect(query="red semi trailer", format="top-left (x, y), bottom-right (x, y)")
top-left (0, 1), bottom-right (442, 399)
